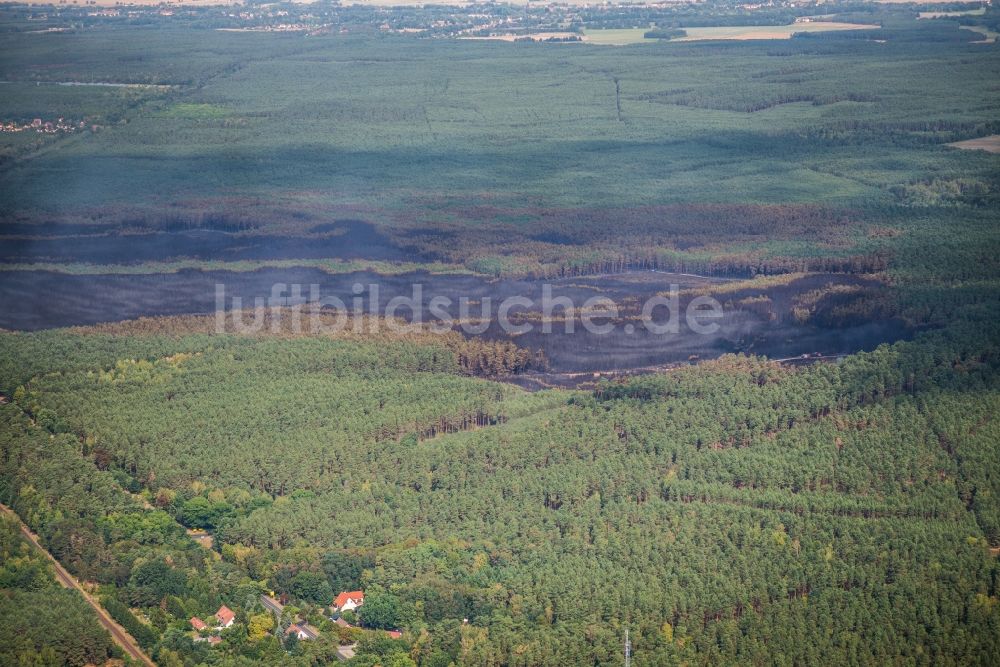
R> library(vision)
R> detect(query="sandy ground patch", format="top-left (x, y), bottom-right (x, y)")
top-left (675, 22), bottom-right (880, 41)
top-left (946, 135), bottom-right (1000, 154)
top-left (584, 22), bottom-right (878, 45)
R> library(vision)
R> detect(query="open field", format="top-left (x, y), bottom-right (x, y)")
top-left (947, 134), bottom-right (1000, 153)
top-left (581, 28), bottom-right (655, 45)
top-left (962, 25), bottom-right (1000, 42)
top-left (918, 7), bottom-right (986, 19)
top-left (584, 22), bottom-right (879, 45)
top-left (677, 21), bottom-right (881, 41)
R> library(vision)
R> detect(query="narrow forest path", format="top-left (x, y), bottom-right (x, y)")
top-left (0, 503), bottom-right (157, 667)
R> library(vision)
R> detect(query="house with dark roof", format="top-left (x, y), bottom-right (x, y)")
top-left (261, 594), bottom-right (284, 616)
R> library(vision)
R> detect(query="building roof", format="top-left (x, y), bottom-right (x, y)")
top-left (334, 617), bottom-right (353, 628)
top-left (208, 636), bottom-right (222, 645)
top-left (260, 594), bottom-right (284, 614)
top-left (286, 623), bottom-right (320, 640)
top-left (387, 630), bottom-right (403, 639)
top-left (216, 605), bottom-right (236, 626)
top-left (333, 591), bottom-right (364, 608)
top-left (190, 617), bottom-right (207, 631)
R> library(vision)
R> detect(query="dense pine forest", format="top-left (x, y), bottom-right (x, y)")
top-left (1, 0), bottom-right (999, 665)
top-left (0, 513), bottom-right (118, 665)
top-left (1, 307), bottom-right (999, 665)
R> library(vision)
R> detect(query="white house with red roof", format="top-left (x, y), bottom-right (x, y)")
top-left (190, 617), bottom-right (208, 632)
top-left (215, 605), bottom-right (236, 628)
top-left (286, 623), bottom-right (320, 641)
top-left (332, 590), bottom-right (364, 612)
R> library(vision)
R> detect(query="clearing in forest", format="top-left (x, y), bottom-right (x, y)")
top-left (946, 135), bottom-right (1000, 153)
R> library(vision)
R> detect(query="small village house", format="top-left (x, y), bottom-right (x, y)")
top-left (286, 623), bottom-right (320, 641)
top-left (216, 605), bottom-right (236, 628)
top-left (260, 594), bottom-right (284, 616)
top-left (332, 590), bottom-right (364, 612)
